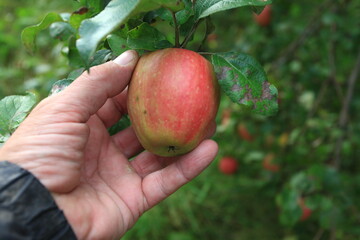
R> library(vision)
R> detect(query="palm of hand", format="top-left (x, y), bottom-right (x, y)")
top-left (0, 54), bottom-right (217, 239)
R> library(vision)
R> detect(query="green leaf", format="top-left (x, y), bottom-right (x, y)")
top-left (87, 0), bottom-right (104, 13)
top-left (76, 0), bottom-right (155, 66)
top-left (289, 172), bottom-right (317, 194)
top-left (176, 0), bottom-right (194, 25)
top-left (49, 22), bottom-right (76, 41)
top-left (50, 79), bottom-right (73, 96)
top-left (211, 52), bottom-right (278, 116)
top-left (0, 93), bottom-right (38, 143)
top-left (107, 34), bottom-right (130, 55)
top-left (22, 12), bottom-right (63, 52)
top-left (108, 115), bottom-right (131, 136)
top-left (151, 0), bottom-right (185, 12)
top-left (194, 0), bottom-right (271, 20)
top-left (68, 68), bottom-right (85, 80)
top-left (69, 8), bottom-right (92, 30)
top-left (76, 0), bottom-right (184, 66)
top-left (76, 0), bottom-right (142, 66)
top-left (276, 188), bottom-right (302, 226)
top-left (127, 23), bottom-right (172, 50)
top-left (89, 49), bottom-right (112, 67)
top-left (69, 37), bottom-right (85, 68)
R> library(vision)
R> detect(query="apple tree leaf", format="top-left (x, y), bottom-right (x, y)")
top-left (76, 0), bottom-right (145, 67)
top-left (211, 52), bottom-right (278, 116)
top-left (108, 115), bottom-right (131, 136)
top-left (50, 79), bottom-right (74, 96)
top-left (69, 8), bottom-right (92, 30)
top-left (151, 0), bottom-right (185, 12)
top-left (0, 93), bottom-right (38, 143)
top-left (276, 188), bottom-right (302, 226)
top-left (127, 23), bottom-right (172, 51)
top-left (68, 68), bottom-right (85, 80)
top-left (49, 22), bottom-right (76, 41)
top-left (194, 0), bottom-right (272, 20)
top-left (89, 49), bottom-right (112, 67)
top-left (107, 34), bottom-right (131, 55)
top-left (21, 12), bottom-right (63, 52)
top-left (76, 0), bottom-right (185, 67)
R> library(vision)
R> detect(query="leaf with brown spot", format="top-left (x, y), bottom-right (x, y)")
top-left (211, 52), bottom-right (278, 116)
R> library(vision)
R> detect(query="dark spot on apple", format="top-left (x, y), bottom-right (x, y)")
top-left (168, 146), bottom-right (177, 152)
top-left (136, 96), bottom-right (139, 101)
top-left (143, 110), bottom-right (147, 114)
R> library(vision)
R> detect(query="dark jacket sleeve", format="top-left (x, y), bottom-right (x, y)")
top-left (0, 161), bottom-right (77, 240)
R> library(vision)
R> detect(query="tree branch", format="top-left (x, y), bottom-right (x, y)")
top-left (269, 0), bottom-right (335, 73)
top-left (169, 9), bottom-right (180, 48)
top-left (181, 19), bottom-right (203, 49)
top-left (333, 50), bottom-right (360, 168)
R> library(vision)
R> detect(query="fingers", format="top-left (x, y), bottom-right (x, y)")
top-left (96, 89), bottom-right (128, 128)
top-left (140, 140), bottom-right (218, 209)
top-left (129, 121), bottom-right (217, 176)
top-left (56, 50), bottom-right (138, 123)
top-left (111, 126), bottom-right (143, 158)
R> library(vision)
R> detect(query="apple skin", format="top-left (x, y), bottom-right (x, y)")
top-left (219, 157), bottom-right (238, 175)
top-left (253, 5), bottom-right (272, 27)
top-left (127, 48), bottom-right (220, 157)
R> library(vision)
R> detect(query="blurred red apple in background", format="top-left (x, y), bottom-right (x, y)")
top-left (253, 5), bottom-right (272, 27)
top-left (219, 157), bottom-right (238, 175)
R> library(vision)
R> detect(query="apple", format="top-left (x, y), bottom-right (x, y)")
top-left (298, 198), bottom-right (312, 221)
top-left (237, 123), bottom-right (254, 142)
top-left (253, 5), bottom-right (272, 27)
top-left (262, 153), bottom-right (280, 172)
top-left (127, 48), bottom-right (220, 157)
top-left (219, 157), bottom-right (238, 175)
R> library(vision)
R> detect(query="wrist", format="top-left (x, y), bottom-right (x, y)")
top-left (0, 161), bottom-right (77, 239)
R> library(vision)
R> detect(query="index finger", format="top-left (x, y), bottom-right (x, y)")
top-left (59, 50), bottom-right (138, 123)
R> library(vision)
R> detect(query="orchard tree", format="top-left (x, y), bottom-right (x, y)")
top-left (1, 0), bottom-right (277, 146)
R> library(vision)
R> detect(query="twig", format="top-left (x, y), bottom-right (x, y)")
top-left (181, 19), bottom-right (203, 48)
top-left (269, 0), bottom-right (334, 73)
top-left (333, 50), bottom-right (360, 168)
top-left (169, 9), bottom-right (180, 48)
top-left (197, 17), bottom-right (213, 52)
top-left (328, 5), bottom-right (344, 102)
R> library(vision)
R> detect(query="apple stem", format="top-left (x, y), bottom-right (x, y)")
top-left (181, 19), bottom-right (203, 49)
top-left (169, 9), bottom-right (180, 48)
top-left (198, 17), bottom-right (213, 52)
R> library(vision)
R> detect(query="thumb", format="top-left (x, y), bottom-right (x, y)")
top-left (54, 50), bottom-right (139, 123)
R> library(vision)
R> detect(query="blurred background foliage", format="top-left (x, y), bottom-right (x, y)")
top-left (1, 0), bottom-right (360, 239)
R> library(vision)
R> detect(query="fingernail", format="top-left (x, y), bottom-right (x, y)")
top-left (113, 50), bottom-right (136, 66)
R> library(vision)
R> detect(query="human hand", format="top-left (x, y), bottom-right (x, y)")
top-left (0, 50), bottom-right (218, 239)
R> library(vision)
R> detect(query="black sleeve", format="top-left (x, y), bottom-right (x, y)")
top-left (0, 161), bottom-right (77, 240)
